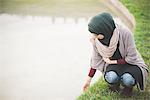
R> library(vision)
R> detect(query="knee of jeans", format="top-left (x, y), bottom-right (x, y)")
top-left (121, 73), bottom-right (135, 87)
top-left (104, 71), bottom-right (119, 84)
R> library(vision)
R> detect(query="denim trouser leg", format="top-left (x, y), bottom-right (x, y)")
top-left (121, 73), bottom-right (135, 87)
top-left (104, 71), bottom-right (120, 84)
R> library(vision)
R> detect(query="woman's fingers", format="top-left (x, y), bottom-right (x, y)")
top-left (83, 75), bottom-right (92, 91)
top-left (103, 57), bottom-right (111, 64)
top-left (97, 34), bottom-right (104, 39)
top-left (83, 83), bottom-right (90, 91)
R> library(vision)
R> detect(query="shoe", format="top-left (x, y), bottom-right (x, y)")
top-left (121, 86), bottom-right (133, 97)
top-left (109, 84), bottom-right (120, 92)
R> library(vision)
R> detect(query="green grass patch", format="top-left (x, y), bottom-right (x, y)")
top-left (78, 78), bottom-right (150, 100)
top-left (77, 0), bottom-right (150, 99)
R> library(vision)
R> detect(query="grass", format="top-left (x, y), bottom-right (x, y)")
top-left (78, 78), bottom-right (150, 100)
top-left (77, 0), bottom-right (150, 99)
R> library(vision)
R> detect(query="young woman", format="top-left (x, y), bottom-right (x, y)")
top-left (83, 12), bottom-right (148, 96)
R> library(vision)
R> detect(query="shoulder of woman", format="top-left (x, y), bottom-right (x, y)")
top-left (117, 23), bottom-right (133, 37)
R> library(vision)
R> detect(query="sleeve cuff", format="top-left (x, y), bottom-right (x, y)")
top-left (88, 67), bottom-right (96, 77)
top-left (117, 58), bottom-right (126, 64)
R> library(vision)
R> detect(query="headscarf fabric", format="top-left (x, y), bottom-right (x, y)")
top-left (88, 12), bottom-right (116, 46)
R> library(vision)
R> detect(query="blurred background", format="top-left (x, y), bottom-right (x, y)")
top-left (0, 0), bottom-right (135, 100)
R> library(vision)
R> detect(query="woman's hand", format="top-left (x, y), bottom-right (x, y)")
top-left (83, 76), bottom-right (92, 91)
top-left (103, 57), bottom-right (117, 64)
top-left (90, 34), bottom-right (104, 44)
top-left (97, 34), bottom-right (104, 40)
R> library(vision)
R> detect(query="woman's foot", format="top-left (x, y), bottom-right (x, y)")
top-left (121, 86), bottom-right (133, 97)
top-left (109, 84), bottom-right (120, 92)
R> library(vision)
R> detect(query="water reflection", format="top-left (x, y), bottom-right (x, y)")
top-left (0, 14), bottom-right (102, 100)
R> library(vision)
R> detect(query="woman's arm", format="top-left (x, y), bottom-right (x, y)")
top-left (83, 67), bottom-right (96, 91)
top-left (83, 42), bottom-right (100, 91)
top-left (103, 58), bottom-right (126, 64)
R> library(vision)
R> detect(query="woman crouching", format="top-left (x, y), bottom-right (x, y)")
top-left (83, 12), bottom-right (148, 97)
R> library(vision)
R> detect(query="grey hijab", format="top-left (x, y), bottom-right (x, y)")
top-left (88, 12), bottom-right (116, 46)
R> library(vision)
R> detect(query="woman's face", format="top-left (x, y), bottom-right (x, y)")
top-left (91, 33), bottom-right (104, 40)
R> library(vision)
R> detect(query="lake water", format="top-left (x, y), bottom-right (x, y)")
top-left (0, 14), bottom-right (102, 100)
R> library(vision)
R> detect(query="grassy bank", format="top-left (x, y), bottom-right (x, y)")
top-left (77, 0), bottom-right (150, 99)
